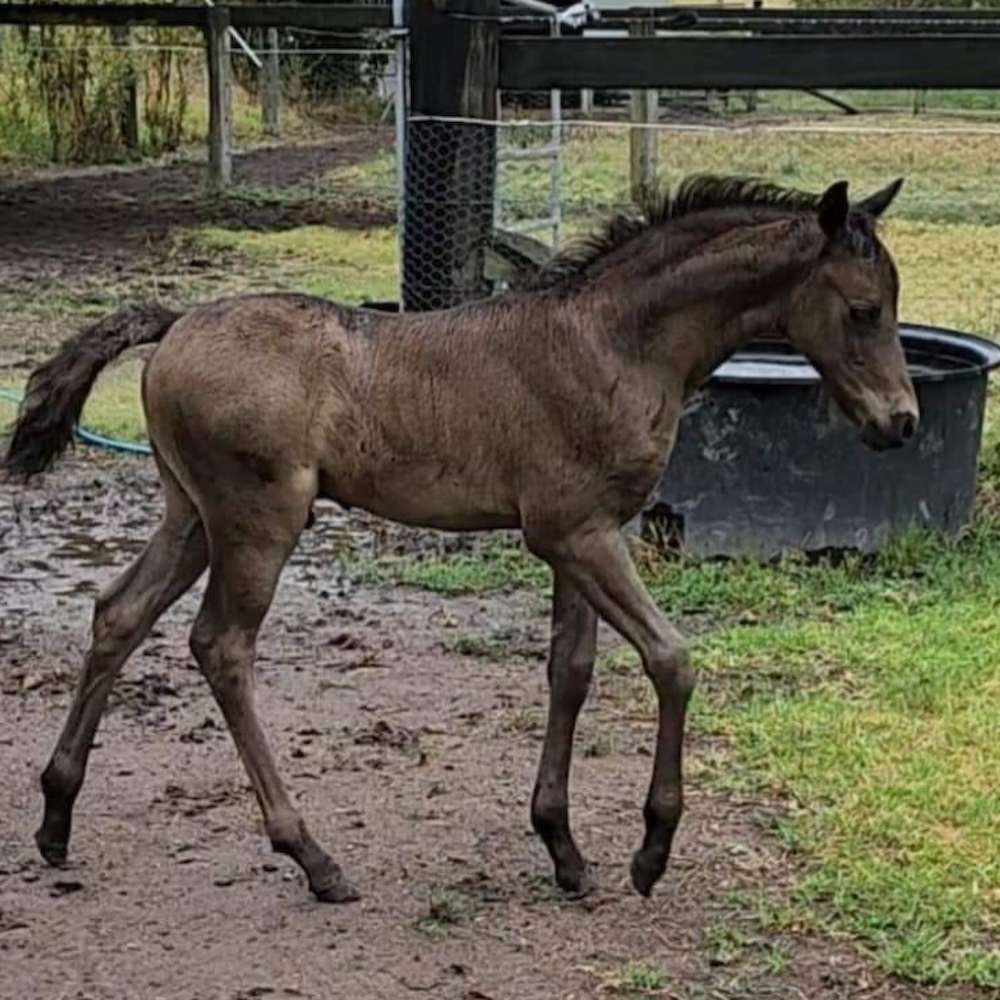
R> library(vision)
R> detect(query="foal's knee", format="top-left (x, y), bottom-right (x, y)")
top-left (189, 613), bottom-right (238, 668)
top-left (189, 617), bottom-right (254, 699)
top-left (548, 649), bottom-right (595, 708)
top-left (643, 637), bottom-right (695, 701)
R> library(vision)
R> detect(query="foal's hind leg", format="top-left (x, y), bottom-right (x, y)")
top-left (528, 523), bottom-right (695, 898)
top-left (532, 570), bottom-right (598, 895)
top-left (36, 473), bottom-right (207, 865)
top-left (189, 506), bottom-right (358, 904)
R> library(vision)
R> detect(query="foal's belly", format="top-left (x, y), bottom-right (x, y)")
top-left (320, 462), bottom-right (521, 532)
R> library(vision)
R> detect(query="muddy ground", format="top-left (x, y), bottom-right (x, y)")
top-left (0, 138), bottom-right (984, 999)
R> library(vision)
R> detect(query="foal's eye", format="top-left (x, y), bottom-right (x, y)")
top-left (849, 303), bottom-right (882, 327)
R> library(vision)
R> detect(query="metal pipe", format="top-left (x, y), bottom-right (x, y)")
top-left (502, 0), bottom-right (583, 252)
top-left (393, 0), bottom-right (407, 310)
top-left (549, 13), bottom-right (561, 249)
top-left (203, 0), bottom-right (261, 69)
top-left (503, 0), bottom-right (559, 18)
top-left (502, 0), bottom-right (599, 28)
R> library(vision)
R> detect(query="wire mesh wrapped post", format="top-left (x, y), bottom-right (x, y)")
top-left (402, 0), bottom-right (499, 311)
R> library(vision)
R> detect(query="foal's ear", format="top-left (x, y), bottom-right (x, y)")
top-left (818, 180), bottom-right (850, 240)
top-left (855, 177), bottom-right (905, 218)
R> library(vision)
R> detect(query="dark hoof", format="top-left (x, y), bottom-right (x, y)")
top-left (35, 829), bottom-right (68, 868)
top-left (313, 879), bottom-right (361, 904)
top-left (556, 865), bottom-right (597, 899)
top-left (630, 850), bottom-right (667, 898)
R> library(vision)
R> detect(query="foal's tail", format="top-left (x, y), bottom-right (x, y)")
top-left (2, 303), bottom-right (182, 480)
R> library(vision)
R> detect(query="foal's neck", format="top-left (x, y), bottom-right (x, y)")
top-left (603, 215), bottom-right (821, 391)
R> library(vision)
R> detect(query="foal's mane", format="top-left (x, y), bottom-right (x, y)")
top-left (515, 174), bottom-right (879, 293)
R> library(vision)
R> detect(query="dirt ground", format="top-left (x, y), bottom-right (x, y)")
top-left (0, 138), bottom-right (985, 1000)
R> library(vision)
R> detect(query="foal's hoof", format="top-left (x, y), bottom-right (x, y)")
top-left (556, 865), bottom-right (597, 899)
top-left (35, 830), bottom-right (68, 868)
top-left (630, 849), bottom-right (667, 898)
top-left (313, 878), bottom-right (361, 904)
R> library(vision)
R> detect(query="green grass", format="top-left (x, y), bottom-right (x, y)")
top-left (180, 224), bottom-right (398, 304)
top-left (414, 885), bottom-right (479, 938)
top-left (595, 961), bottom-right (671, 997)
top-left (594, 521), bottom-right (1000, 988)
top-left (690, 569), bottom-right (1000, 986)
top-left (886, 220), bottom-right (1000, 338)
top-left (361, 520), bottom-right (1000, 986)
top-left (499, 120), bottom-right (1000, 230)
top-left (0, 105), bottom-right (50, 167)
top-left (446, 626), bottom-right (543, 661)
top-left (756, 88), bottom-right (1000, 117)
top-left (77, 359), bottom-right (148, 443)
top-left (358, 542), bottom-right (548, 595)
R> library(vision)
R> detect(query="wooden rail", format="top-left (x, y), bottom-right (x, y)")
top-left (0, 3), bottom-right (392, 30)
top-left (500, 35), bottom-right (1000, 90)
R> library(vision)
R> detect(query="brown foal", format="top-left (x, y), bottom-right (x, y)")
top-left (4, 175), bottom-right (918, 903)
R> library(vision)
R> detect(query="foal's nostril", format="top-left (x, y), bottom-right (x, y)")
top-left (895, 412), bottom-right (917, 441)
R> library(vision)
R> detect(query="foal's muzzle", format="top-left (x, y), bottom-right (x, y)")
top-left (861, 409), bottom-right (919, 451)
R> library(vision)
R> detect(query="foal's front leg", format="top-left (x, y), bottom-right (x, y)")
top-left (532, 570), bottom-right (598, 895)
top-left (530, 524), bottom-right (695, 897)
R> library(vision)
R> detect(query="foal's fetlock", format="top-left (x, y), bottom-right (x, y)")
top-left (36, 764), bottom-right (79, 866)
top-left (269, 820), bottom-right (360, 904)
top-left (35, 829), bottom-right (69, 867)
top-left (532, 799), bottom-right (594, 897)
top-left (555, 860), bottom-right (597, 898)
top-left (35, 813), bottom-right (72, 867)
top-left (630, 797), bottom-right (682, 896)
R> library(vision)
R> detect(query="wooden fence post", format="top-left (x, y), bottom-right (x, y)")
top-left (262, 26), bottom-right (281, 136)
top-left (206, 6), bottom-right (232, 189)
top-left (629, 19), bottom-right (658, 204)
top-left (745, 0), bottom-right (761, 112)
top-left (402, 0), bottom-right (499, 310)
top-left (111, 25), bottom-right (140, 154)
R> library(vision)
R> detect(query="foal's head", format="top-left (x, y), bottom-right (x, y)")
top-left (787, 178), bottom-right (918, 450)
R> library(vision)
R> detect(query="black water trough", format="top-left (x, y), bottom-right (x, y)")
top-left (648, 324), bottom-right (1000, 558)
